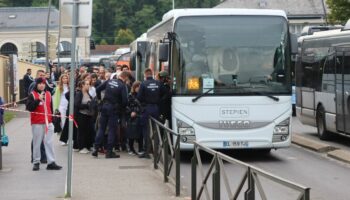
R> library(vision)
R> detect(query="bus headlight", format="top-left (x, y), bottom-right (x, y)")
top-left (178, 127), bottom-right (195, 135)
top-left (273, 118), bottom-right (290, 142)
top-left (177, 119), bottom-right (196, 143)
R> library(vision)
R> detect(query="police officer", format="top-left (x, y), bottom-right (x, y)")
top-left (137, 68), bottom-right (164, 158)
top-left (92, 71), bottom-right (129, 158)
top-left (157, 71), bottom-right (172, 127)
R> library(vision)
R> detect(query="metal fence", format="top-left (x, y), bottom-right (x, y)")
top-left (191, 141), bottom-right (310, 200)
top-left (148, 117), bottom-right (181, 196)
top-left (149, 117), bottom-right (310, 199)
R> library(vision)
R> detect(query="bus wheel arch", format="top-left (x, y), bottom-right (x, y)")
top-left (316, 104), bottom-right (331, 140)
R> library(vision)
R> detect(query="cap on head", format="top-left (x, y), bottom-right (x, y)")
top-left (159, 71), bottom-right (169, 78)
top-left (36, 78), bottom-right (46, 85)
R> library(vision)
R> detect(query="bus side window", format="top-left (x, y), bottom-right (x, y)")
top-left (322, 54), bottom-right (335, 92)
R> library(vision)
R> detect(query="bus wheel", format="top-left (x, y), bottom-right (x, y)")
top-left (316, 106), bottom-right (330, 140)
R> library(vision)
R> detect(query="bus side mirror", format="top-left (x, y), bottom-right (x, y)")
top-left (158, 43), bottom-right (169, 62)
top-left (130, 52), bottom-right (136, 71)
top-left (290, 33), bottom-right (298, 54)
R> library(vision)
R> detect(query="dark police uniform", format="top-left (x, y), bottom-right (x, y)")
top-left (137, 77), bottom-right (164, 157)
top-left (93, 78), bottom-right (128, 158)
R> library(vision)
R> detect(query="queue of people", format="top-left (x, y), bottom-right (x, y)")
top-left (24, 64), bottom-right (172, 171)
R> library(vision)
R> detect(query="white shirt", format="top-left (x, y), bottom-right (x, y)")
top-left (89, 87), bottom-right (96, 98)
top-left (59, 84), bottom-right (69, 110)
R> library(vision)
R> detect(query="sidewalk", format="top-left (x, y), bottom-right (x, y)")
top-left (0, 110), bottom-right (183, 200)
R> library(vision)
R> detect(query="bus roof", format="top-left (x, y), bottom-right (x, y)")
top-left (147, 8), bottom-right (287, 34)
top-left (161, 8), bottom-right (287, 21)
top-left (298, 28), bottom-right (350, 42)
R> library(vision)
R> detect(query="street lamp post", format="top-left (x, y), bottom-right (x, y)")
top-left (45, 0), bottom-right (52, 72)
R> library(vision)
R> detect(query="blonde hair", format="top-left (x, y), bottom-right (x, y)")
top-left (58, 74), bottom-right (69, 93)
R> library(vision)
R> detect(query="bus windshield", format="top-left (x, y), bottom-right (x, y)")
top-left (172, 15), bottom-right (291, 95)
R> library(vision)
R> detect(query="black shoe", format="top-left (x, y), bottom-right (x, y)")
top-left (33, 163), bottom-right (40, 171)
top-left (40, 160), bottom-right (47, 164)
top-left (138, 153), bottom-right (151, 159)
top-left (105, 151), bottom-right (120, 159)
top-left (46, 162), bottom-right (62, 170)
top-left (92, 148), bottom-right (98, 157)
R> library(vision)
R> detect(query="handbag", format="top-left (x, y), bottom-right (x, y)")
top-left (1, 124), bottom-right (8, 146)
top-left (52, 109), bottom-right (62, 133)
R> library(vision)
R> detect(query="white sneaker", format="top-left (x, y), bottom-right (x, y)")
top-left (79, 148), bottom-right (90, 154)
top-left (73, 148), bottom-right (80, 152)
top-left (60, 142), bottom-right (67, 146)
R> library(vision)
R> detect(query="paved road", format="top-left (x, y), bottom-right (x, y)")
top-left (292, 117), bottom-right (350, 152)
top-left (175, 119), bottom-right (350, 200)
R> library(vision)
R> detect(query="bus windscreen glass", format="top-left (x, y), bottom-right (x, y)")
top-left (172, 15), bottom-right (291, 95)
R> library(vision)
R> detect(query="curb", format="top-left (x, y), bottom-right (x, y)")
top-left (292, 134), bottom-right (336, 153)
top-left (327, 150), bottom-right (350, 164)
top-left (292, 133), bottom-right (350, 164)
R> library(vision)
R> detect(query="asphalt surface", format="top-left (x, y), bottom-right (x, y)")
top-left (175, 118), bottom-right (350, 200)
top-left (292, 117), bottom-right (350, 152)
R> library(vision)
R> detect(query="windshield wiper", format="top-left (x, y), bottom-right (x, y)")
top-left (254, 91), bottom-right (279, 102)
top-left (192, 88), bottom-right (214, 103)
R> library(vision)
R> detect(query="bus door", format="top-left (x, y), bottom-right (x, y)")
top-left (335, 46), bottom-right (350, 134)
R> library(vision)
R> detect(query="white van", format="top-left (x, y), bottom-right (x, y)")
top-left (114, 47), bottom-right (130, 58)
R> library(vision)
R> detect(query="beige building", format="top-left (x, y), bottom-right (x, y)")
top-left (0, 7), bottom-right (90, 63)
top-left (0, 55), bottom-right (45, 103)
top-left (215, 0), bottom-right (327, 35)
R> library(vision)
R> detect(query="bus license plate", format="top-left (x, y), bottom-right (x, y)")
top-left (223, 141), bottom-right (249, 148)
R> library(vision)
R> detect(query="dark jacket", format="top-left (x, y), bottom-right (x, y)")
top-left (159, 82), bottom-right (172, 121)
top-left (96, 78), bottom-right (128, 108)
top-left (74, 90), bottom-right (90, 115)
top-left (23, 73), bottom-right (34, 93)
top-left (126, 93), bottom-right (142, 118)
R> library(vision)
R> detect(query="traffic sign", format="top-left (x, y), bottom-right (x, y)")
top-left (59, 0), bottom-right (92, 37)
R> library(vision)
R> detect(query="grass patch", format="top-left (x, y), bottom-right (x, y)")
top-left (4, 112), bottom-right (15, 123)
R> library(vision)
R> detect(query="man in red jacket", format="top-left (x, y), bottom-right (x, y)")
top-left (26, 78), bottom-right (62, 171)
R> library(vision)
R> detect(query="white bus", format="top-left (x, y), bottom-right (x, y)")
top-left (130, 33), bottom-right (150, 81)
top-left (140, 9), bottom-right (295, 150)
top-left (296, 21), bottom-right (350, 139)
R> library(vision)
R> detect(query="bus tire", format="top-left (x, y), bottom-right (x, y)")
top-left (316, 106), bottom-right (331, 140)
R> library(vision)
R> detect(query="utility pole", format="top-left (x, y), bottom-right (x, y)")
top-left (65, 0), bottom-right (79, 197)
top-left (45, 0), bottom-right (52, 72)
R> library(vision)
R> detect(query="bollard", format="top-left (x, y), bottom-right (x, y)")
top-left (212, 155), bottom-right (220, 200)
top-left (175, 136), bottom-right (180, 196)
top-left (245, 167), bottom-right (255, 200)
top-left (191, 149), bottom-right (197, 200)
top-left (163, 135), bottom-right (169, 183)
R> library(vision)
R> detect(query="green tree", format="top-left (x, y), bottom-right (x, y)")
top-left (31, 0), bottom-right (59, 7)
top-left (132, 5), bottom-right (158, 36)
top-left (100, 39), bottom-right (108, 45)
top-left (115, 29), bottom-right (135, 45)
top-left (326, 0), bottom-right (350, 24)
top-left (0, 0), bottom-right (31, 7)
